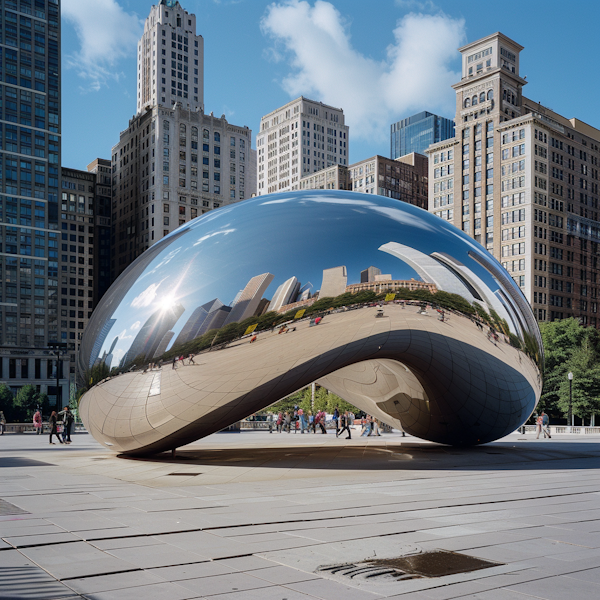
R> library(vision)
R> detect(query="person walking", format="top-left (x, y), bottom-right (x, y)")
top-left (189, 354), bottom-right (195, 365)
top-left (337, 411), bottom-right (352, 439)
top-left (535, 414), bottom-right (544, 439)
top-left (315, 410), bottom-right (327, 434)
top-left (0, 410), bottom-right (6, 435)
top-left (48, 411), bottom-right (63, 444)
top-left (172, 357), bottom-right (177, 369)
top-left (333, 406), bottom-right (340, 436)
top-left (284, 411), bottom-right (291, 433)
top-left (308, 411), bottom-right (315, 433)
top-left (33, 409), bottom-right (43, 435)
top-left (59, 406), bottom-right (74, 444)
top-left (276, 412), bottom-right (283, 433)
top-left (541, 411), bottom-right (551, 439)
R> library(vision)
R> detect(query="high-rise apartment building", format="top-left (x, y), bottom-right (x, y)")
top-left (111, 1), bottom-right (252, 281)
top-left (391, 111), bottom-right (454, 159)
top-left (0, 0), bottom-right (67, 405)
top-left (361, 266), bottom-right (381, 283)
top-left (59, 168), bottom-right (97, 384)
top-left (428, 32), bottom-right (600, 326)
top-left (136, 0), bottom-right (203, 114)
top-left (257, 97), bottom-right (349, 195)
top-left (86, 159), bottom-right (112, 305)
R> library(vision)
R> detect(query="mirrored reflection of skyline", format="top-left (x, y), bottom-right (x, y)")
top-left (88, 191), bottom-right (530, 370)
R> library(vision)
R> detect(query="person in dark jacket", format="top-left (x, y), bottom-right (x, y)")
top-left (58, 406), bottom-right (74, 444)
top-left (48, 411), bottom-right (63, 445)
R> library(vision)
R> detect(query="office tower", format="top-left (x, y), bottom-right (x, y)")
top-left (111, 1), bottom-right (252, 282)
top-left (86, 159), bottom-right (112, 305)
top-left (0, 0), bottom-right (65, 404)
top-left (320, 266), bottom-right (347, 298)
top-left (300, 154), bottom-right (428, 209)
top-left (153, 331), bottom-right (174, 358)
top-left (223, 273), bottom-right (274, 325)
top-left (391, 111), bottom-right (455, 159)
top-left (59, 167), bottom-right (101, 383)
top-left (173, 298), bottom-right (224, 347)
top-left (268, 277), bottom-right (300, 313)
top-left (124, 302), bottom-right (185, 364)
top-left (361, 267), bottom-right (382, 283)
top-left (428, 31), bottom-right (600, 326)
top-left (136, 0), bottom-right (203, 114)
top-left (257, 97), bottom-right (349, 195)
top-left (89, 319), bottom-right (116, 369)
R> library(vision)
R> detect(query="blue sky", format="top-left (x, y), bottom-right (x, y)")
top-left (61, 0), bottom-right (600, 172)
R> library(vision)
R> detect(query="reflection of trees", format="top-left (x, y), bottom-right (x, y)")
top-left (76, 362), bottom-right (112, 405)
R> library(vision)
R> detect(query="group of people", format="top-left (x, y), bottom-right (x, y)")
top-left (535, 411), bottom-right (551, 439)
top-left (47, 406), bottom-right (75, 444)
top-left (271, 407), bottom-right (384, 440)
top-left (171, 354), bottom-right (196, 369)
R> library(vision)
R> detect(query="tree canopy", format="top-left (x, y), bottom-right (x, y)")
top-left (539, 318), bottom-right (600, 421)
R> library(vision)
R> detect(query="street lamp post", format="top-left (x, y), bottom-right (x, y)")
top-left (568, 371), bottom-right (573, 433)
top-left (48, 342), bottom-right (68, 409)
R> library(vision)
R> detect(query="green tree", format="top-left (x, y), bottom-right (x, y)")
top-left (539, 318), bottom-right (600, 421)
top-left (0, 384), bottom-right (14, 421)
top-left (13, 385), bottom-right (45, 422)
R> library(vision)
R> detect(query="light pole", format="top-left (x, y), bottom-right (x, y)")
top-left (568, 371), bottom-right (573, 433)
top-left (48, 342), bottom-right (68, 408)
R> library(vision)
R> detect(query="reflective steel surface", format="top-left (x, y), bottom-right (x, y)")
top-left (78, 191), bottom-right (543, 455)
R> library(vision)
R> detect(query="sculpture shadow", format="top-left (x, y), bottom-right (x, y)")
top-left (117, 438), bottom-right (600, 472)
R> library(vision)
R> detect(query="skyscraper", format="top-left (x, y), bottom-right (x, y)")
top-left (320, 266), bottom-right (347, 298)
top-left (428, 32), bottom-right (600, 327)
top-left (111, 1), bottom-right (252, 282)
top-left (360, 267), bottom-right (381, 283)
top-left (267, 277), bottom-right (300, 313)
top-left (391, 111), bottom-right (454, 159)
top-left (223, 273), bottom-right (274, 325)
top-left (136, 0), bottom-right (204, 114)
top-left (0, 0), bottom-right (65, 404)
top-left (257, 97), bottom-right (349, 195)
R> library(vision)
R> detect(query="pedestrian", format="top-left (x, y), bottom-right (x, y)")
top-left (298, 407), bottom-right (307, 433)
top-left (535, 414), bottom-right (543, 439)
top-left (276, 412), bottom-right (282, 433)
top-left (371, 417), bottom-right (382, 437)
top-left (292, 407), bottom-right (298, 433)
top-left (0, 410), bottom-right (6, 435)
top-left (360, 415), bottom-right (371, 437)
top-left (48, 411), bottom-right (63, 445)
top-left (348, 411), bottom-right (355, 428)
top-left (172, 357), bottom-right (177, 369)
top-left (316, 410), bottom-right (327, 434)
top-left (337, 411), bottom-right (352, 439)
top-left (333, 406), bottom-right (339, 435)
top-left (59, 406), bottom-right (74, 444)
top-left (284, 411), bottom-right (291, 433)
top-left (308, 411), bottom-right (315, 433)
top-left (541, 411), bottom-right (551, 439)
top-left (189, 354), bottom-right (195, 365)
top-left (33, 409), bottom-right (43, 435)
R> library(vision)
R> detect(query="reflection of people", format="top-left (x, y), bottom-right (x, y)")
top-left (338, 411), bottom-right (351, 439)
top-left (172, 357), bottom-right (177, 369)
top-left (0, 411), bottom-right (6, 435)
top-left (189, 354), bottom-right (195, 364)
top-left (535, 415), bottom-right (543, 439)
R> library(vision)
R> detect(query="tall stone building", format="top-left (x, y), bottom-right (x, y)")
top-left (136, 0), bottom-right (203, 114)
top-left (428, 32), bottom-right (600, 326)
top-left (257, 97), bottom-right (349, 195)
top-left (111, 1), bottom-right (253, 281)
top-left (0, 0), bottom-right (67, 405)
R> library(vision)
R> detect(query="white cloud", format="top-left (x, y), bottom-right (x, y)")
top-left (62, 0), bottom-right (143, 91)
top-left (130, 321), bottom-right (141, 331)
top-left (261, 1), bottom-right (465, 141)
top-left (117, 329), bottom-right (133, 340)
top-left (131, 280), bottom-right (165, 308)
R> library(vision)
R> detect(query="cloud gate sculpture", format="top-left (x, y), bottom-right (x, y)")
top-left (78, 191), bottom-right (542, 455)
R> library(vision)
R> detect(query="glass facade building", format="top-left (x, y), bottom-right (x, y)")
top-left (390, 111), bottom-right (455, 159)
top-left (0, 0), bottom-right (65, 405)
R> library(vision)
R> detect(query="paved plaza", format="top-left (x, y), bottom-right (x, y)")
top-left (1, 430), bottom-right (599, 600)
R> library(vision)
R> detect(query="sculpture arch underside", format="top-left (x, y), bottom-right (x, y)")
top-left (80, 305), bottom-right (539, 455)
